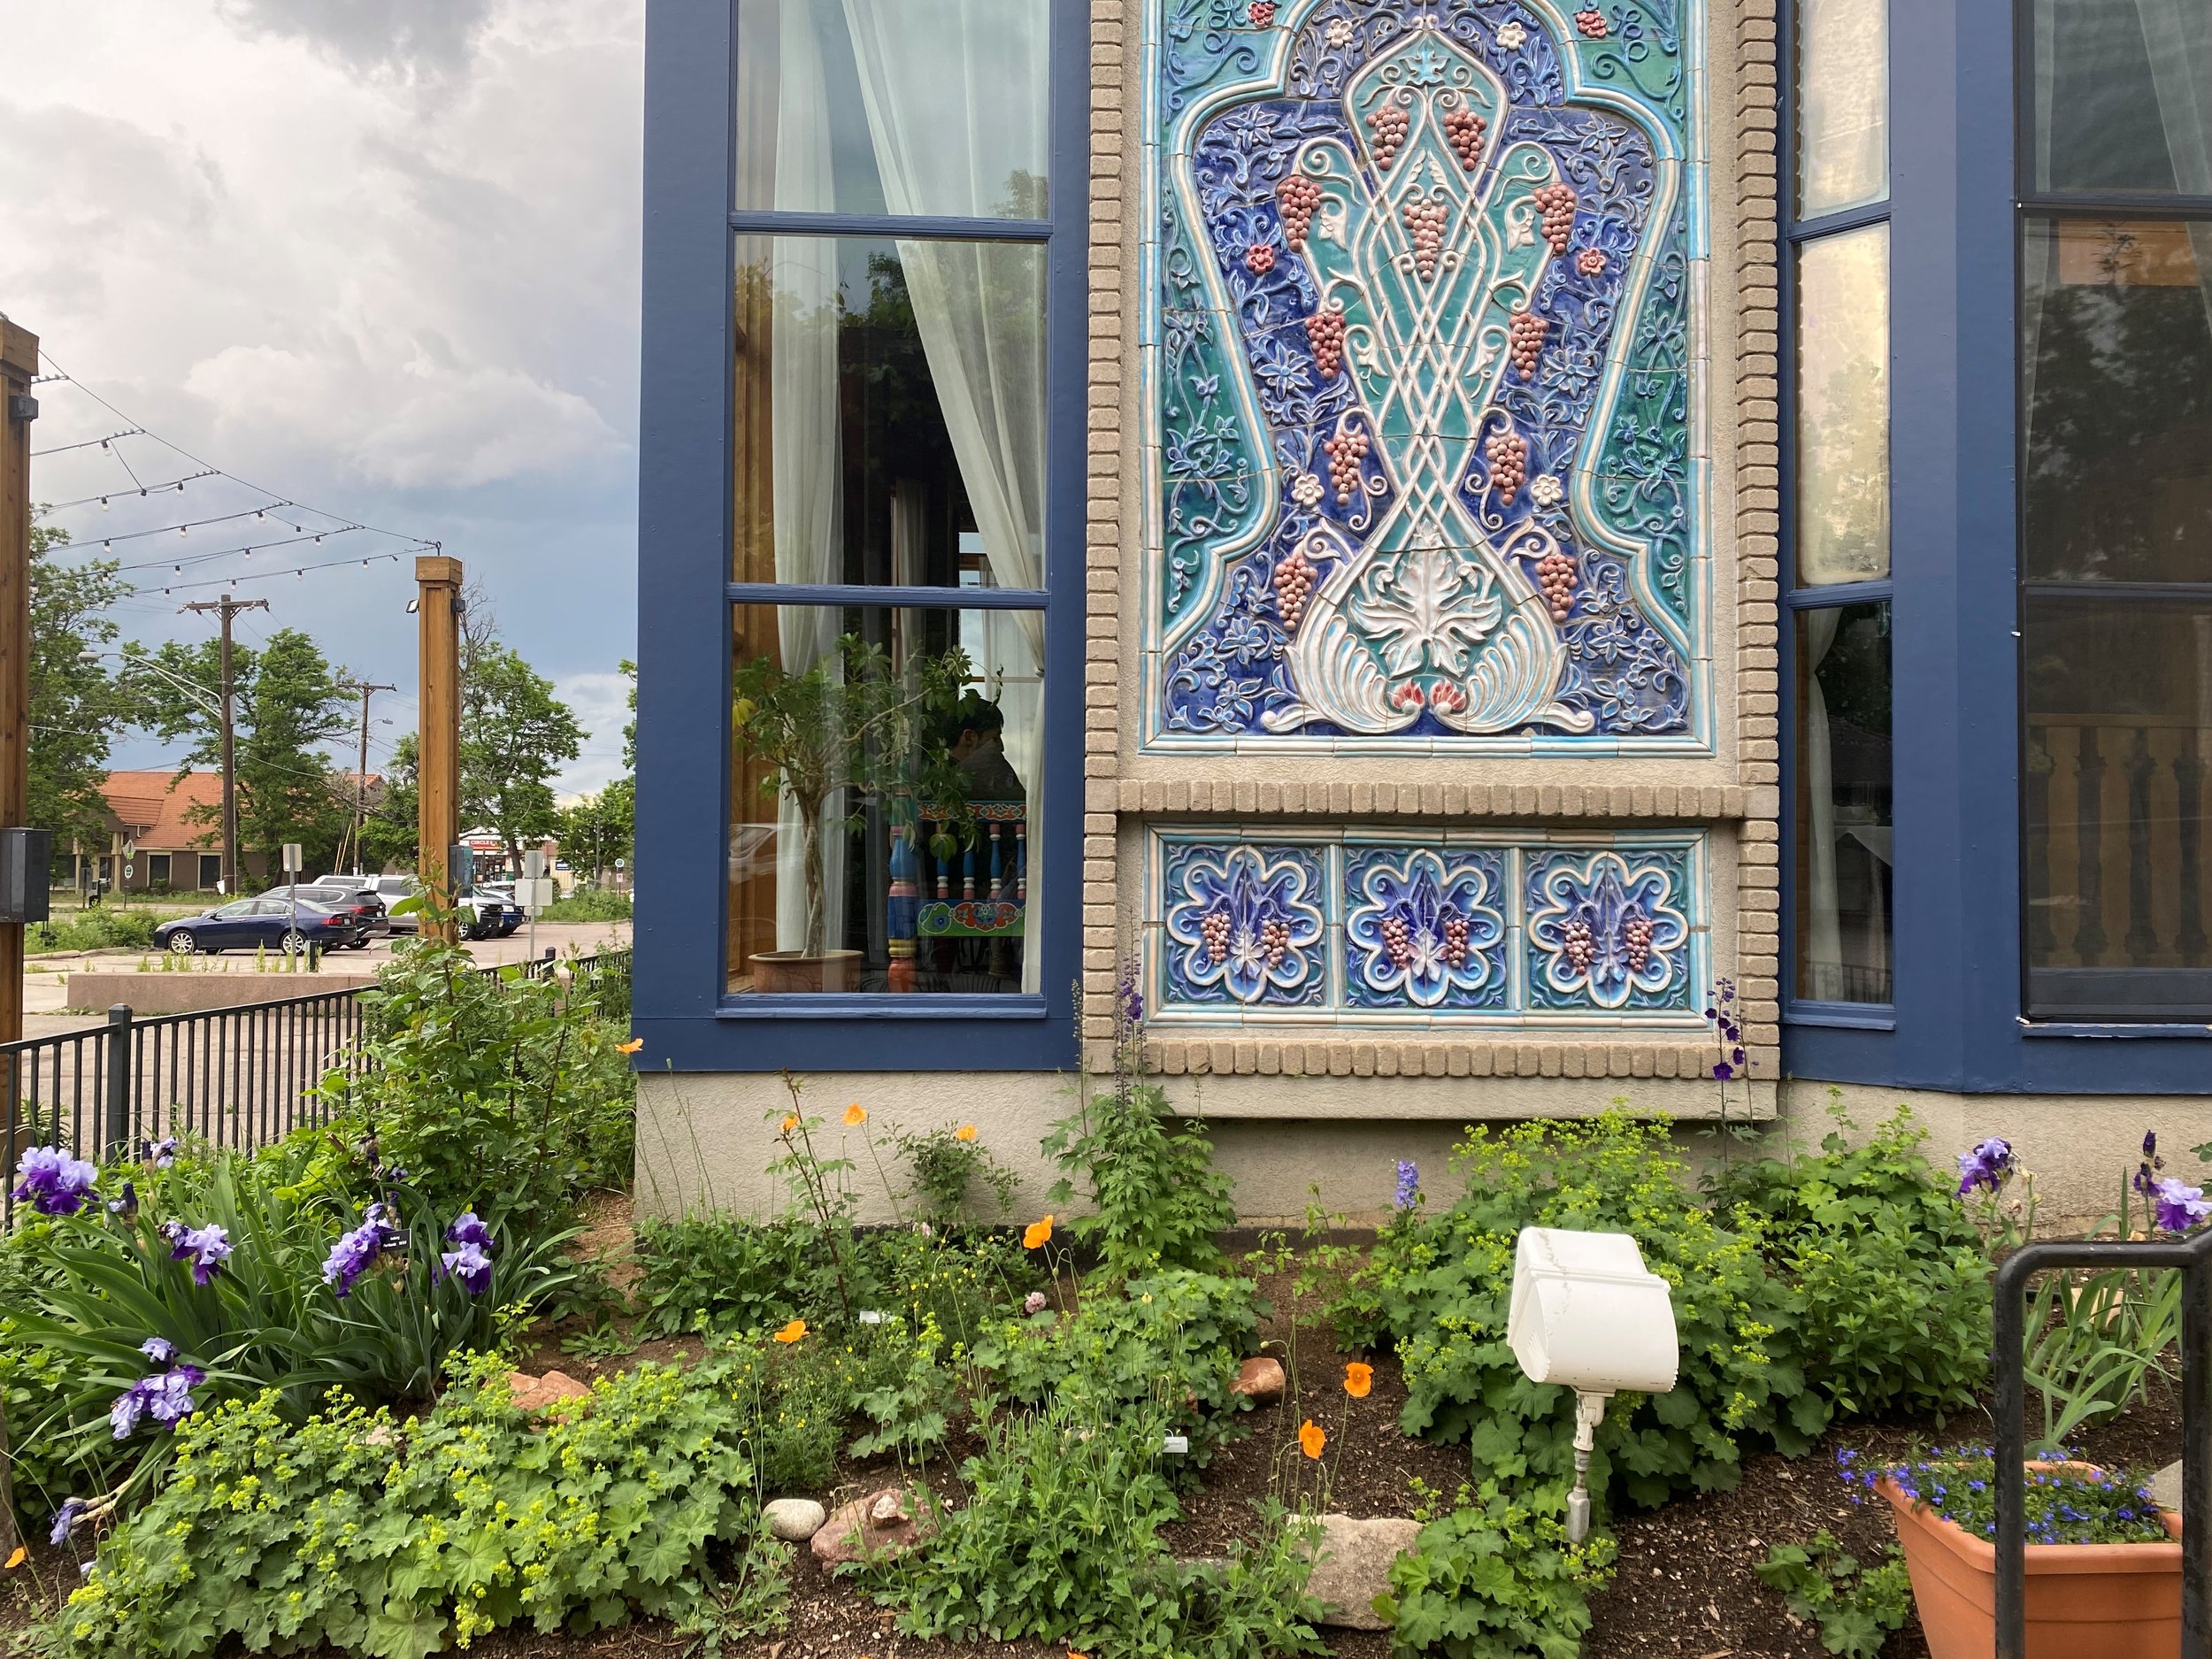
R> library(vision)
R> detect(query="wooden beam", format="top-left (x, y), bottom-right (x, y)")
top-left (0, 315), bottom-right (34, 1560)
top-left (415, 554), bottom-right (463, 942)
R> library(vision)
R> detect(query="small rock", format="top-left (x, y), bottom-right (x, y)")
top-left (508, 1371), bottom-right (593, 1413)
top-left (811, 1485), bottom-right (935, 1568)
top-left (764, 1497), bottom-right (826, 1540)
top-left (1304, 1514), bottom-right (1420, 1631)
top-left (2152, 1460), bottom-right (2184, 1516)
top-left (1229, 1356), bottom-right (1286, 1403)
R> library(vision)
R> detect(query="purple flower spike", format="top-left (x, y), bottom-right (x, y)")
top-left (12, 1147), bottom-right (98, 1217)
top-left (1955, 1137), bottom-right (2014, 1197)
top-left (2154, 1178), bottom-right (2211, 1235)
top-left (141, 1336), bottom-right (176, 1365)
top-left (445, 1211), bottom-right (492, 1249)
top-left (1394, 1159), bottom-right (1420, 1210)
top-left (50, 1496), bottom-right (87, 1546)
top-left (440, 1239), bottom-right (494, 1295)
top-left (169, 1222), bottom-right (232, 1286)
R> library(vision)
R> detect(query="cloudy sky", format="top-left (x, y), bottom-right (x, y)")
top-left (2, 0), bottom-right (644, 795)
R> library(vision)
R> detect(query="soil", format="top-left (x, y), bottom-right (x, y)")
top-left (0, 1246), bottom-right (2189, 1659)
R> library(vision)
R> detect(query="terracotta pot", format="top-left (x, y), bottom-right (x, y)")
top-left (1877, 1463), bottom-right (2182, 1659)
top-left (747, 949), bottom-right (863, 994)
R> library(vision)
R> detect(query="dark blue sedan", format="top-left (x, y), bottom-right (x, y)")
top-left (154, 896), bottom-right (367, 956)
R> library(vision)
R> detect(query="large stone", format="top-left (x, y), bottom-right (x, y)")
top-left (1229, 1356), bottom-right (1286, 1404)
top-left (763, 1498), bottom-right (826, 1541)
top-left (2152, 1461), bottom-right (2184, 1516)
top-left (508, 1371), bottom-right (593, 1413)
top-left (810, 1485), bottom-right (935, 1568)
top-left (1304, 1515), bottom-right (1420, 1631)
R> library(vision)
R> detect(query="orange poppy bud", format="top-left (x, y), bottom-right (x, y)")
top-left (780, 1114), bottom-right (800, 1134)
top-left (843, 1103), bottom-right (868, 1126)
top-left (616, 1037), bottom-right (644, 1055)
top-left (1023, 1214), bottom-right (1055, 1249)
top-left (956, 1124), bottom-right (978, 1141)
top-left (1343, 1362), bottom-right (1373, 1399)
top-left (772, 1319), bottom-right (807, 1344)
top-left (1299, 1419), bottom-right (1326, 1459)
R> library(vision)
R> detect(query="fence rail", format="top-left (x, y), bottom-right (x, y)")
top-left (2, 947), bottom-right (631, 1228)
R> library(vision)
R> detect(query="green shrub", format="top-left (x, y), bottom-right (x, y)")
top-left (1334, 1112), bottom-right (1816, 1509)
top-left (1377, 1484), bottom-right (1616, 1659)
top-left (1712, 1101), bottom-right (1991, 1417)
top-left (539, 887), bottom-right (634, 923)
top-left (869, 1397), bottom-right (1325, 1659)
top-left (43, 1357), bottom-right (782, 1659)
top-left (1755, 1532), bottom-right (1912, 1658)
top-left (895, 1122), bottom-right (1018, 1227)
top-left (27, 910), bottom-right (157, 957)
top-left (325, 935), bottom-right (634, 1238)
top-left (1043, 1079), bottom-right (1236, 1276)
top-left (970, 1269), bottom-right (1261, 1468)
top-left (632, 1217), bottom-right (830, 1339)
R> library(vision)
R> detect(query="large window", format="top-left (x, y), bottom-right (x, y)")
top-left (2019, 0), bottom-right (2212, 1019)
top-left (723, 0), bottom-right (1066, 1012)
top-left (1788, 0), bottom-right (1896, 1010)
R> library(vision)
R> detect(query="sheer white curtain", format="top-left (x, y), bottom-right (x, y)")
top-left (764, 3), bottom-right (849, 956)
top-left (2134, 0), bottom-right (2212, 342)
top-left (1799, 611), bottom-right (1845, 999)
top-left (841, 0), bottom-right (1050, 988)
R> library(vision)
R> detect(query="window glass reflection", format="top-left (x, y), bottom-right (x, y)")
top-left (1794, 225), bottom-right (1891, 586)
top-left (1795, 603), bottom-right (1893, 1004)
top-left (1795, 0), bottom-right (1888, 217)
top-left (735, 0), bottom-right (1050, 219)
top-left (733, 236), bottom-right (1047, 589)
top-left (2025, 598), bottom-right (2212, 1018)
top-left (2030, 0), bottom-right (2212, 196)
top-left (729, 603), bottom-right (1043, 998)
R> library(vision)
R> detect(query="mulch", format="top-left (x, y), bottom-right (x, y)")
top-left (0, 1248), bottom-right (2189, 1659)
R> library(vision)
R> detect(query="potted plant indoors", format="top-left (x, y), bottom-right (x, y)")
top-left (1861, 1449), bottom-right (2180, 1659)
top-left (733, 634), bottom-right (967, 992)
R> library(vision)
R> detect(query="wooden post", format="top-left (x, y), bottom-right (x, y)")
top-left (416, 555), bottom-right (463, 941)
top-left (0, 315), bottom-right (35, 1557)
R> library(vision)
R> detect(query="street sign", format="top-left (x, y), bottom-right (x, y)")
top-left (522, 849), bottom-right (547, 880)
top-left (122, 864), bottom-right (134, 880)
top-left (519, 877), bottom-right (556, 911)
top-left (281, 843), bottom-right (303, 874)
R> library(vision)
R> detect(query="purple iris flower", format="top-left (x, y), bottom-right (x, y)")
top-left (140, 1336), bottom-right (176, 1365)
top-left (150, 1136), bottom-right (179, 1169)
top-left (439, 1239), bottom-right (494, 1294)
top-left (142, 1365), bottom-right (204, 1425)
top-left (106, 1179), bottom-right (138, 1218)
top-left (444, 1211), bottom-right (491, 1249)
top-left (108, 1387), bottom-right (143, 1440)
top-left (1394, 1160), bottom-right (1420, 1210)
top-left (2154, 1178), bottom-right (2211, 1235)
top-left (323, 1202), bottom-right (404, 1298)
top-left (12, 1147), bottom-right (98, 1217)
top-left (50, 1497), bottom-right (87, 1546)
top-left (168, 1222), bottom-right (232, 1286)
top-left (1955, 1137), bottom-right (2014, 1197)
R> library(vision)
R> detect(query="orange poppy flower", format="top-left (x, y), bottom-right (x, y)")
top-left (4, 1546), bottom-right (24, 1571)
top-left (1023, 1214), bottom-right (1055, 1249)
top-left (843, 1102), bottom-right (868, 1126)
top-left (956, 1124), bottom-right (978, 1142)
top-left (1343, 1362), bottom-right (1373, 1399)
top-left (1299, 1419), bottom-right (1326, 1459)
top-left (616, 1038), bottom-right (644, 1055)
top-left (772, 1319), bottom-right (807, 1344)
top-left (780, 1113), bottom-right (801, 1134)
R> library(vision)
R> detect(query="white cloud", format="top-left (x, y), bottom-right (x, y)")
top-left (553, 670), bottom-right (633, 798)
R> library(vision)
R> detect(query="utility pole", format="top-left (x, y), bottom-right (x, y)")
top-left (338, 680), bottom-right (395, 875)
top-left (0, 314), bottom-right (37, 1556)
top-left (182, 593), bottom-right (269, 896)
top-left (415, 555), bottom-right (463, 941)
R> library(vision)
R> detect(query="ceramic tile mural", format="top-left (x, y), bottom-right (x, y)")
top-left (1151, 829), bottom-right (1706, 1019)
top-left (1143, 0), bottom-right (1703, 750)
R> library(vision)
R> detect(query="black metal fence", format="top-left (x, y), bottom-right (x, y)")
top-left (2, 948), bottom-right (632, 1229)
top-left (1993, 1233), bottom-right (2212, 1658)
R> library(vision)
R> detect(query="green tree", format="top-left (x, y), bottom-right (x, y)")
top-left (461, 640), bottom-right (583, 867)
top-left (128, 628), bottom-right (353, 874)
top-left (360, 731), bottom-right (419, 873)
top-left (26, 520), bottom-right (131, 863)
top-left (553, 782), bottom-right (631, 884)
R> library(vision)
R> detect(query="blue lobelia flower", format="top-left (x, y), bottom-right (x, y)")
top-left (12, 1147), bottom-right (98, 1217)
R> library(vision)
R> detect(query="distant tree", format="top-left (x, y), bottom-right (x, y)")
top-left (554, 782), bottom-right (632, 885)
top-left (26, 520), bottom-right (131, 863)
top-left (361, 731), bottom-right (419, 873)
top-left (461, 639), bottom-right (583, 868)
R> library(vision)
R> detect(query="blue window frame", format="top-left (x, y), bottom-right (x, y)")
top-left (634, 0), bottom-right (1088, 1071)
top-left (1786, 0), bottom-right (2212, 1091)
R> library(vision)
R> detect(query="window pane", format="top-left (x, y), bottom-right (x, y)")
top-left (2030, 0), bottom-right (2212, 196)
top-left (2023, 218), bottom-right (2212, 584)
top-left (1795, 0), bottom-right (1888, 217)
top-left (1793, 225), bottom-right (1891, 585)
top-left (733, 235), bottom-right (1047, 588)
top-left (1794, 603), bottom-right (1893, 1003)
top-left (735, 0), bottom-right (1049, 219)
top-left (729, 603), bottom-right (1044, 997)
top-left (2024, 596), bottom-right (2212, 1018)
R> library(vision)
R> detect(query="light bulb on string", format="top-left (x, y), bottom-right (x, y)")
top-left (99, 497), bottom-right (109, 511)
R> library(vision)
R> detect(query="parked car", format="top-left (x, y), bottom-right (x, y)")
top-left (367, 874), bottom-right (422, 931)
top-left (155, 896), bottom-right (367, 956)
top-left (257, 883), bottom-right (388, 943)
top-left (472, 884), bottom-right (529, 937)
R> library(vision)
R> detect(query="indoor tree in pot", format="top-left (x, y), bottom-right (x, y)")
top-left (733, 634), bottom-right (968, 992)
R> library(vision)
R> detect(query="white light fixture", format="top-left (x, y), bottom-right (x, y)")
top-left (1507, 1228), bottom-right (1680, 1544)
